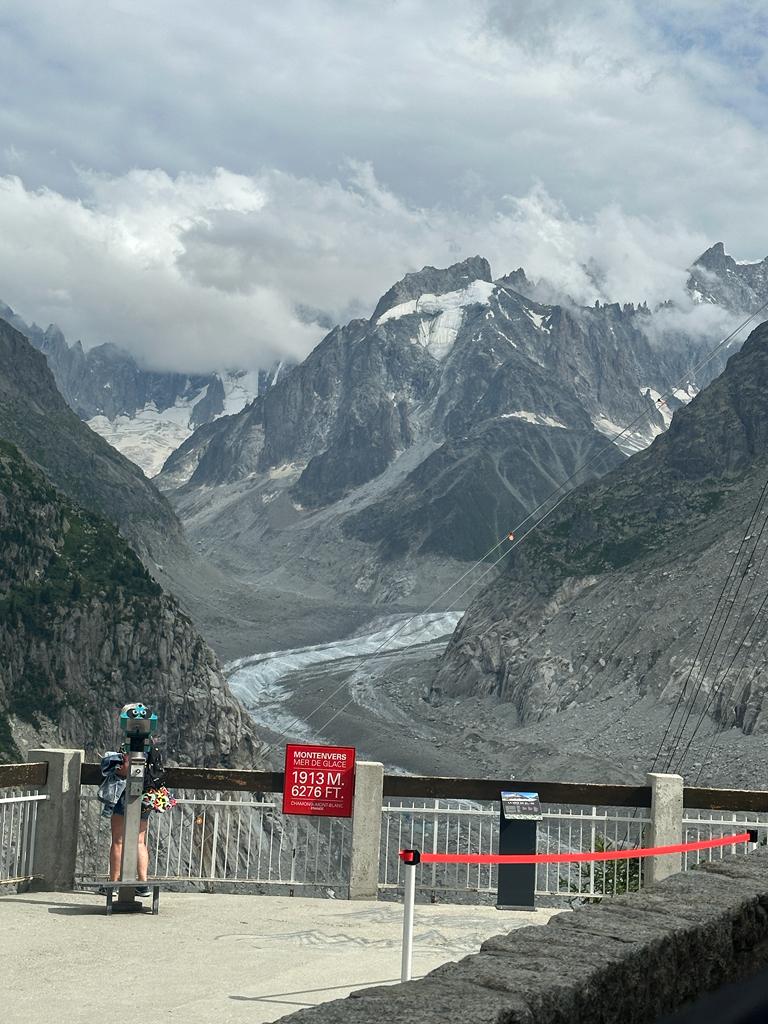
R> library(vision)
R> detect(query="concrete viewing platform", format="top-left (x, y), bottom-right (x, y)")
top-left (2, 891), bottom-right (562, 1024)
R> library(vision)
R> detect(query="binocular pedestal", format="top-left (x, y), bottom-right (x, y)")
top-left (107, 743), bottom-right (160, 915)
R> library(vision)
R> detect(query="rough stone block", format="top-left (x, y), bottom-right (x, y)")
top-left (277, 848), bottom-right (768, 1024)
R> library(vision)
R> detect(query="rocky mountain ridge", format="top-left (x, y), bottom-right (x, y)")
top-left (156, 244), bottom-right (765, 640)
top-left (435, 319), bottom-right (768, 747)
top-left (687, 243), bottom-right (768, 314)
top-left (0, 316), bottom-right (182, 562)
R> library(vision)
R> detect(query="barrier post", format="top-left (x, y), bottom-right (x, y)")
top-left (349, 760), bottom-right (384, 900)
top-left (400, 850), bottom-right (419, 982)
top-left (27, 748), bottom-right (83, 891)
top-left (646, 772), bottom-right (684, 885)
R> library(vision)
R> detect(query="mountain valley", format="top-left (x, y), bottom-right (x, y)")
top-left (155, 244), bottom-right (765, 662)
top-left (433, 318), bottom-right (768, 782)
top-left (4, 241), bottom-right (768, 784)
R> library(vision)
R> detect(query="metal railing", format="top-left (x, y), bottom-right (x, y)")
top-left (76, 787), bottom-right (351, 892)
top-left (39, 759), bottom-right (768, 904)
top-left (379, 799), bottom-right (650, 900)
top-left (0, 789), bottom-right (46, 885)
top-left (682, 809), bottom-right (768, 870)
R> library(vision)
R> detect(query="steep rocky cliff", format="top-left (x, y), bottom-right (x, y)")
top-left (0, 439), bottom-right (261, 765)
top-left (435, 319), bottom-right (768, 739)
top-left (688, 243), bottom-right (768, 314)
top-left (0, 316), bottom-right (182, 561)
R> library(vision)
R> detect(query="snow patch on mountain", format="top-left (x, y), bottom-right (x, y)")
top-left (525, 309), bottom-right (551, 331)
top-left (500, 410), bottom-right (567, 429)
top-left (88, 371), bottom-right (259, 477)
top-left (673, 384), bottom-right (700, 402)
top-left (414, 307), bottom-right (465, 360)
top-left (591, 412), bottom-right (662, 454)
top-left (376, 280), bottom-right (495, 326)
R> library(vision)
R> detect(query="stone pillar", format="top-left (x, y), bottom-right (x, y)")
top-left (349, 760), bottom-right (384, 900)
top-left (646, 771), bottom-right (684, 886)
top-left (28, 748), bottom-right (83, 891)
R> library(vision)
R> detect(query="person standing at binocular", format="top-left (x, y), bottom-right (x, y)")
top-left (96, 704), bottom-right (176, 900)
top-left (98, 749), bottom-right (152, 897)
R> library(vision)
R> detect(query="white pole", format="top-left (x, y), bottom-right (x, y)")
top-left (401, 861), bottom-right (416, 982)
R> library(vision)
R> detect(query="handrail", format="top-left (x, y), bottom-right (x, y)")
top-left (74, 762), bottom-right (768, 812)
top-left (79, 762), bottom-right (283, 791)
top-left (0, 762), bottom-right (48, 789)
top-left (683, 786), bottom-right (768, 812)
top-left (382, 775), bottom-right (653, 806)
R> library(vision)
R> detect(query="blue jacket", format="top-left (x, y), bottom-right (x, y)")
top-left (97, 751), bottom-right (126, 817)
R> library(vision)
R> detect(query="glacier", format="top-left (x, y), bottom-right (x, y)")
top-left (225, 611), bottom-right (463, 736)
top-left (87, 370), bottom-right (260, 477)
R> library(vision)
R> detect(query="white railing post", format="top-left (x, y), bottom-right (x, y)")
top-left (401, 858), bottom-right (417, 982)
top-left (28, 748), bottom-right (83, 891)
top-left (646, 771), bottom-right (684, 885)
top-left (349, 760), bottom-right (384, 900)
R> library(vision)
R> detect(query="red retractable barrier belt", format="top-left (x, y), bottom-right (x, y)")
top-left (399, 832), bottom-right (752, 865)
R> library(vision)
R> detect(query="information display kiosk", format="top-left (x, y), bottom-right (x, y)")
top-left (497, 790), bottom-right (542, 910)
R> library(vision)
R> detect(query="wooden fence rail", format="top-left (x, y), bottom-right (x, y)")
top-left (0, 762), bottom-right (48, 788)
top-left (69, 764), bottom-right (768, 812)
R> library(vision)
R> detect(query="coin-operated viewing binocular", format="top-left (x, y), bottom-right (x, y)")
top-left (119, 703), bottom-right (158, 748)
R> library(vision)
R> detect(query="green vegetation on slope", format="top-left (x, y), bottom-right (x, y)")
top-left (0, 439), bottom-right (160, 626)
top-left (523, 473), bottom-right (732, 582)
top-left (0, 439), bottom-right (162, 736)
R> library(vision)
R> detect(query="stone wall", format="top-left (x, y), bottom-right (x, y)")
top-left (280, 850), bottom-right (768, 1024)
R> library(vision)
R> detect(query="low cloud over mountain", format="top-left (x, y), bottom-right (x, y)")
top-left (1, 1), bottom-right (767, 373)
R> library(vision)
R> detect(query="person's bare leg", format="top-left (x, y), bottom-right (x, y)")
top-left (137, 818), bottom-right (149, 882)
top-left (109, 814), bottom-right (125, 882)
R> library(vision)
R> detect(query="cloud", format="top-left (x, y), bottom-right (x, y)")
top-left (2, 3), bottom-right (767, 224)
top-left (0, 163), bottom-right (743, 372)
top-left (0, 1), bottom-right (766, 369)
top-left (0, 171), bottom-right (319, 371)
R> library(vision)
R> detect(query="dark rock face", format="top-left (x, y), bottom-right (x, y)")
top-left (295, 396), bottom-right (415, 507)
top-left (276, 850), bottom-right (768, 1024)
top-left (346, 414), bottom-right (623, 562)
top-left (0, 440), bottom-right (260, 765)
top-left (189, 373), bottom-right (225, 429)
top-left (0, 317), bottom-right (182, 560)
top-left (687, 242), bottom-right (768, 314)
top-left (436, 319), bottom-right (768, 734)
top-left (495, 267), bottom-right (535, 297)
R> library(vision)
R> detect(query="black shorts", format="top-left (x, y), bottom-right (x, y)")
top-left (113, 793), bottom-right (151, 820)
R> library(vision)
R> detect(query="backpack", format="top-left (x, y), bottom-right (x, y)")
top-left (144, 740), bottom-right (166, 790)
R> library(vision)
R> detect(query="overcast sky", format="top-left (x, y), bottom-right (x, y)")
top-left (0, 0), bottom-right (766, 371)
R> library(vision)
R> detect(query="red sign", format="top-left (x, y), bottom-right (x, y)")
top-left (283, 744), bottom-right (356, 817)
